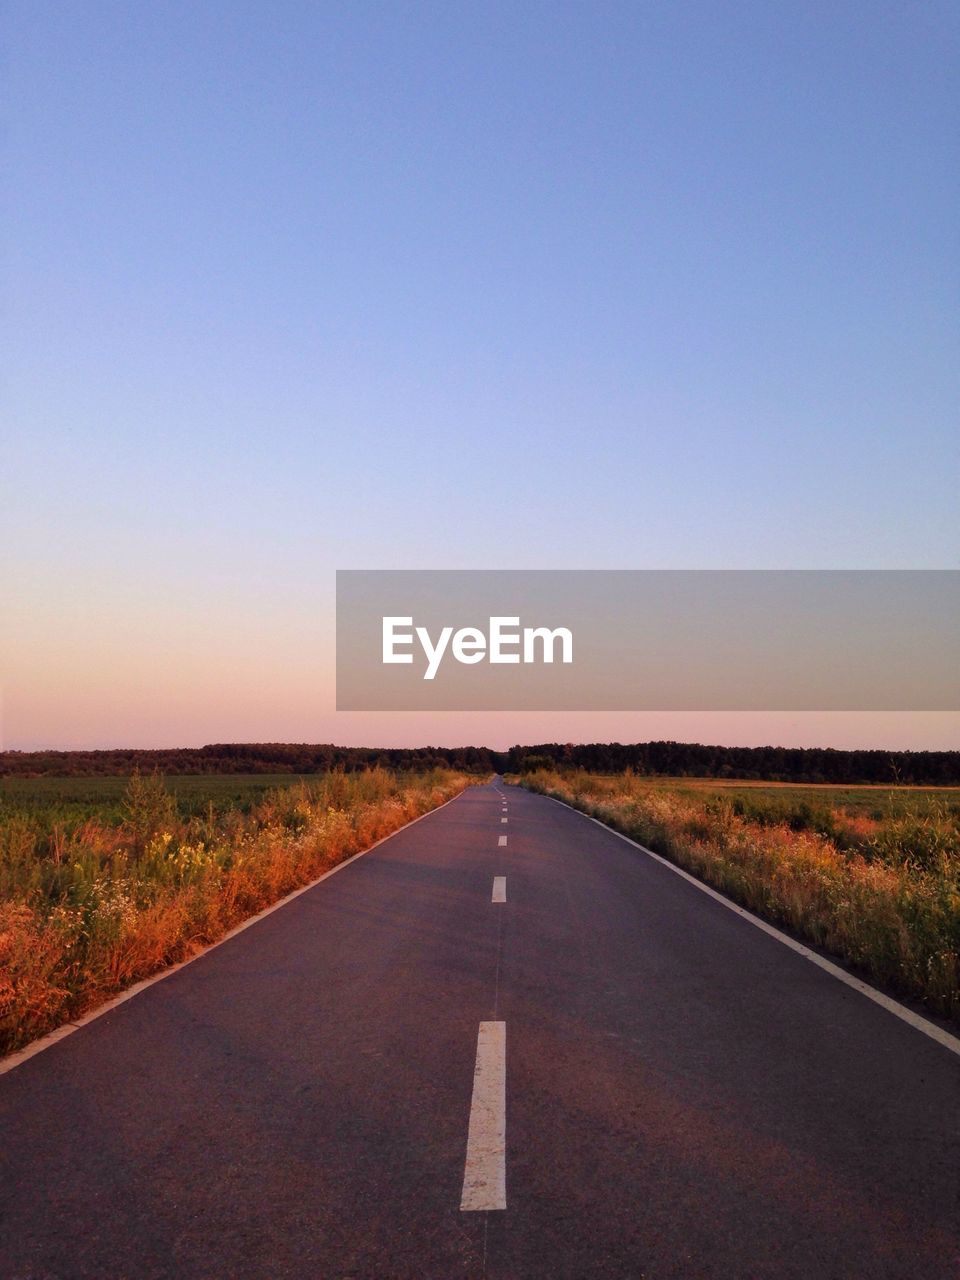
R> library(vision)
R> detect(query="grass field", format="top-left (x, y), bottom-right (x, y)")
top-left (517, 769), bottom-right (960, 1021)
top-left (0, 767), bottom-right (474, 1053)
top-left (585, 776), bottom-right (960, 836)
top-left (0, 773), bottom-right (316, 833)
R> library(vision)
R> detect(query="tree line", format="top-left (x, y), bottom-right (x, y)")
top-left (2, 740), bottom-right (958, 785)
top-left (506, 741), bottom-right (960, 785)
top-left (0, 743), bottom-right (504, 778)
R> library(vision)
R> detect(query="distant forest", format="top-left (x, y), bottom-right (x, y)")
top-left (0, 743), bottom-right (500, 778)
top-left (505, 742), bottom-right (960, 786)
top-left (2, 740), bottom-right (959, 785)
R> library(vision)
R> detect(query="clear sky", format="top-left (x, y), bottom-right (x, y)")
top-left (3, 1), bottom-right (958, 751)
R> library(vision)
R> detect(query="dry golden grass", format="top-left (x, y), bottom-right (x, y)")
top-left (519, 769), bottom-right (960, 1021)
top-left (0, 767), bottom-right (474, 1054)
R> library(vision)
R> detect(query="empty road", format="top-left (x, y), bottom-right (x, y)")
top-left (1, 781), bottom-right (958, 1278)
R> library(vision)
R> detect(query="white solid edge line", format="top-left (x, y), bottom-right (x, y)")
top-left (0, 788), bottom-right (468, 1077)
top-left (492, 876), bottom-right (506, 903)
top-left (544, 793), bottom-right (960, 1059)
top-left (460, 1021), bottom-right (507, 1211)
top-left (498, 834), bottom-right (507, 846)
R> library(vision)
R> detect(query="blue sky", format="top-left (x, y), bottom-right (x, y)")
top-left (3, 1), bottom-right (958, 749)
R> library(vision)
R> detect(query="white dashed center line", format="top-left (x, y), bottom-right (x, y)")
top-left (460, 1021), bottom-right (506, 1211)
top-left (498, 834), bottom-right (507, 846)
top-left (492, 876), bottom-right (506, 903)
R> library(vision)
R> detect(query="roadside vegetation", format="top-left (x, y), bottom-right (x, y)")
top-left (518, 770), bottom-right (960, 1021)
top-left (0, 767), bottom-right (472, 1054)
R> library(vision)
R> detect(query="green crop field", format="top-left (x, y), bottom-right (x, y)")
top-left (608, 776), bottom-right (960, 824)
top-left (0, 773), bottom-right (314, 833)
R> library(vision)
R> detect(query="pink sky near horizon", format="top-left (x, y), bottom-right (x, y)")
top-left (4, 611), bottom-right (958, 753)
top-left (5, 694), bottom-right (958, 756)
top-left (4, 579), bottom-right (957, 754)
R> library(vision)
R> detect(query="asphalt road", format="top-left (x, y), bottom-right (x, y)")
top-left (1, 780), bottom-right (958, 1279)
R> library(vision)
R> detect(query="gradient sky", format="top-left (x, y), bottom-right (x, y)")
top-left (3, 1), bottom-right (958, 752)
